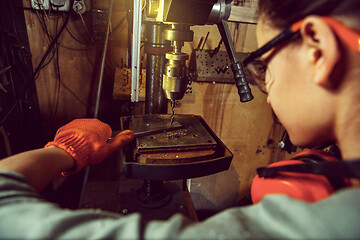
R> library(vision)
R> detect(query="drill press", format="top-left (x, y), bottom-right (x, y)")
top-left (81, 0), bottom-right (253, 219)
top-left (119, 0), bottom-right (252, 213)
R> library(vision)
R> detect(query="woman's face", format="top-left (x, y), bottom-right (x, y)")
top-left (256, 17), bottom-right (335, 147)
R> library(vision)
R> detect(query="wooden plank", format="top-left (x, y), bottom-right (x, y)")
top-left (228, 6), bottom-right (258, 24)
top-left (113, 68), bottom-right (146, 101)
top-left (23, 2), bottom-right (98, 139)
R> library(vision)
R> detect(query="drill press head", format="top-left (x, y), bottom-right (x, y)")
top-left (145, 0), bottom-right (232, 101)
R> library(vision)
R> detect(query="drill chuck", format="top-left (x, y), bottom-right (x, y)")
top-left (162, 52), bottom-right (189, 101)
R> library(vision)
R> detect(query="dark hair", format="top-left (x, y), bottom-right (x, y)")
top-left (258, 0), bottom-right (360, 30)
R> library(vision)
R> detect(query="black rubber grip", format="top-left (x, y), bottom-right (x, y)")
top-left (231, 62), bottom-right (253, 102)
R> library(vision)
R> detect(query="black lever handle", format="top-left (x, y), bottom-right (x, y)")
top-left (231, 61), bottom-right (253, 102)
top-left (217, 20), bottom-right (253, 102)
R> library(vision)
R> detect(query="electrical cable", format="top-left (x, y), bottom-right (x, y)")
top-left (37, 50), bottom-right (56, 72)
top-left (78, 12), bottom-right (91, 40)
top-left (34, 12), bottom-right (69, 85)
top-left (50, 13), bottom-right (61, 120)
top-left (64, 12), bottom-right (92, 45)
top-left (0, 2), bottom-right (42, 148)
top-left (33, 12), bottom-right (50, 64)
top-left (37, 10), bottom-right (91, 116)
top-left (65, 24), bottom-right (91, 44)
top-left (36, 10), bottom-right (52, 43)
top-left (38, 11), bottom-right (95, 107)
top-left (58, 42), bottom-right (88, 51)
top-left (1, 18), bottom-right (29, 125)
top-left (0, 10), bottom-right (71, 127)
top-left (37, 11), bottom-right (89, 51)
top-left (35, 10), bottom-right (58, 74)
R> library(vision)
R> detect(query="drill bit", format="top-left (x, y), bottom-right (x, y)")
top-left (170, 100), bottom-right (175, 125)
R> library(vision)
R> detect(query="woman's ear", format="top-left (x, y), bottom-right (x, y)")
top-left (300, 16), bottom-right (341, 87)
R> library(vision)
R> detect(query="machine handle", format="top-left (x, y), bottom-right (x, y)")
top-left (231, 62), bottom-right (253, 102)
top-left (217, 20), bottom-right (253, 102)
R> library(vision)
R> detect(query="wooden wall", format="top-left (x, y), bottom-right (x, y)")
top-left (23, 0), bottom-right (136, 141)
top-left (178, 22), bottom-right (289, 207)
top-left (22, 0), bottom-right (292, 209)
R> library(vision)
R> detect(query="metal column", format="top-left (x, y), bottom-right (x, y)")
top-left (144, 23), bottom-right (171, 114)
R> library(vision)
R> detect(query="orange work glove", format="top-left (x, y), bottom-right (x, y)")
top-left (45, 119), bottom-right (134, 175)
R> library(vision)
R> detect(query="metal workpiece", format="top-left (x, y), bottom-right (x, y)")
top-left (133, 115), bottom-right (216, 153)
top-left (134, 121), bottom-right (183, 138)
top-left (144, 23), bottom-right (170, 114)
top-left (122, 114), bottom-right (182, 137)
top-left (119, 114), bottom-right (233, 181)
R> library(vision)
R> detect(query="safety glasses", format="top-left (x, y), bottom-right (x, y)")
top-left (243, 17), bottom-right (360, 93)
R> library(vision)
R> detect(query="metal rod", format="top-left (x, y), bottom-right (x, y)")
top-left (93, 0), bottom-right (114, 118)
top-left (201, 31), bottom-right (210, 50)
top-left (216, 20), bottom-right (237, 64)
top-left (79, 0), bottom-right (114, 209)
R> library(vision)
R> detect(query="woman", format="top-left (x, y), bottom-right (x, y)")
top-left (249, 0), bottom-right (360, 158)
top-left (247, 0), bottom-right (360, 203)
top-left (0, 0), bottom-right (359, 239)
